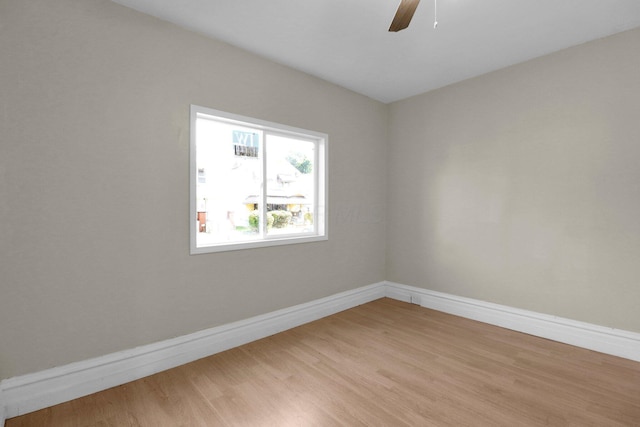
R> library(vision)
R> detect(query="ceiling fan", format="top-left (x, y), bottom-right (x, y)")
top-left (389, 0), bottom-right (437, 32)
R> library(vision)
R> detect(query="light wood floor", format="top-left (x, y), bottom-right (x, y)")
top-left (7, 298), bottom-right (640, 426)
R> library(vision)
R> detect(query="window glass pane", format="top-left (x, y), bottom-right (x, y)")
top-left (195, 117), bottom-right (263, 247)
top-left (265, 134), bottom-right (316, 236)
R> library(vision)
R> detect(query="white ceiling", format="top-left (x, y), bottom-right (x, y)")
top-left (111, 0), bottom-right (640, 103)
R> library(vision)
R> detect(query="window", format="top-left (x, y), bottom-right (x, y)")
top-left (190, 105), bottom-right (327, 254)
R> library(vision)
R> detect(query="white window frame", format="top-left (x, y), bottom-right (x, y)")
top-left (190, 105), bottom-right (328, 254)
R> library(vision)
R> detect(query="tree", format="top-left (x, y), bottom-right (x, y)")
top-left (286, 153), bottom-right (312, 174)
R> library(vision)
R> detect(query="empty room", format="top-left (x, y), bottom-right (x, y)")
top-left (1, 0), bottom-right (639, 425)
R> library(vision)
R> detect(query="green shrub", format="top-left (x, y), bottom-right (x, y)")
top-left (267, 213), bottom-right (275, 228)
top-left (249, 210), bottom-right (282, 229)
top-left (304, 212), bottom-right (313, 225)
top-left (269, 210), bottom-right (292, 228)
top-left (248, 210), bottom-right (260, 230)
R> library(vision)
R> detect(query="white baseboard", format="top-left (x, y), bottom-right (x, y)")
top-left (0, 388), bottom-right (5, 427)
top-left (0, 282), bottom-right (386, 420)
top-left (384, 281), bottom-right (640, 363)
top-left (2, 281), bottom-right (639, 422)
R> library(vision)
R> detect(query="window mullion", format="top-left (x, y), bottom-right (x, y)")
top-left (261, 132), bottom-right (268, 238)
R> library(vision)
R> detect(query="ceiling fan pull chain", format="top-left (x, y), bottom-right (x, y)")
top-left (434, 0), bottom-right (438, 28)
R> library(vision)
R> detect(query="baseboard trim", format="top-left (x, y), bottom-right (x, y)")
top-left (0, 388), bottom-right (5, 427)
top-left (384, 281), bottom-right (640, 363)
top-left (0, 282), bottom-right (386, 420)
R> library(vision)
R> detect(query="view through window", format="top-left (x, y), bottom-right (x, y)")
top-left (190, 106), bottom-right (327, 253)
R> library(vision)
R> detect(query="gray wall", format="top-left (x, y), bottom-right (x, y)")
top-left (0, 0), bottom-right (388, 379)
top-left (388, 28), bottom-right (640, 332)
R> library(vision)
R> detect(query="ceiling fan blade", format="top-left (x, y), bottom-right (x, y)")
top-left (389, 0), bottom-right (421, 32)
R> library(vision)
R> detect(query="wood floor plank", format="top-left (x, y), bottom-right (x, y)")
top-left (7, 298), bottom-right (640, 426)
